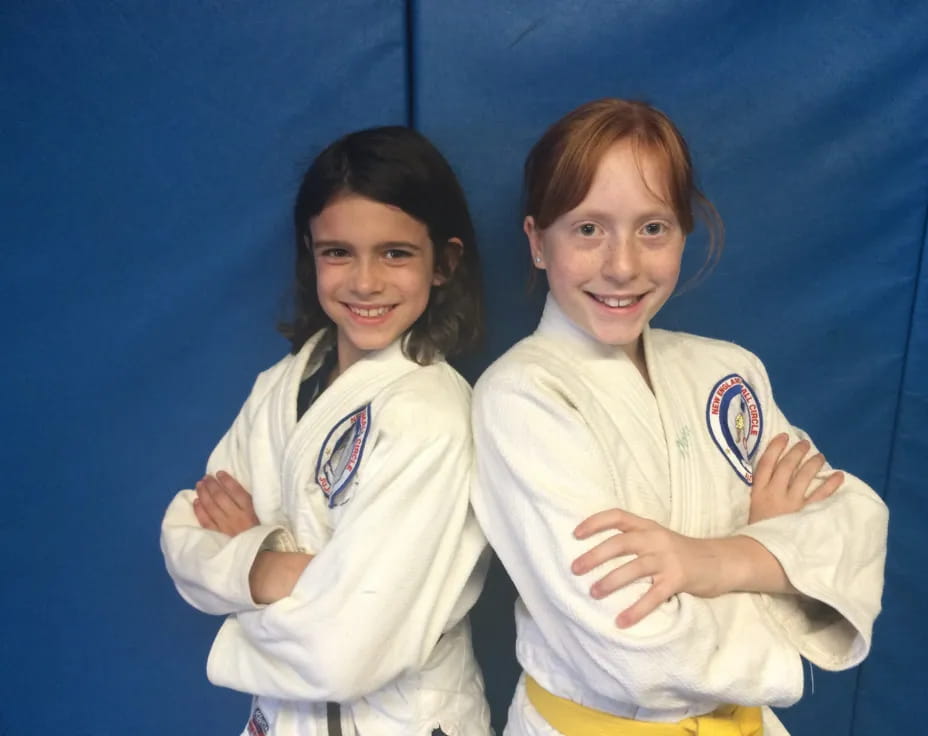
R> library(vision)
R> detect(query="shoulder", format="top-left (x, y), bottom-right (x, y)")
top-left (239, 350), bottom-right (301, 411)
top-left (243, 331), bottom-right (327, 413)
top-left (649, 328), bottom-right (765, 375)
top-left (473, 335), bottom-right (576, 410)
top-left (371, 361), bottom-right (472, 438)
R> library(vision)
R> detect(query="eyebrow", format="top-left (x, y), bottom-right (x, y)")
top-left (311, 240), bottom-right (426, 251)
top-left (572, 207), bottom-right (676, 222)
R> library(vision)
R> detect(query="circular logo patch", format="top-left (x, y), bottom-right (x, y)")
top-left (315, 404), bottom-right (371, 507)
top-left (706, 374), bottom-right (763, 484)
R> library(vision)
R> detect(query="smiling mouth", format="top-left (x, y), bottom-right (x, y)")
top-left (588, 293), bottom-right (643, 308)
top-left (347, 304), bottom-right (395, 318)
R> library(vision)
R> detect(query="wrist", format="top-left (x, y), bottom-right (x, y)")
top-left (249, 551), bottom-right (274, 604)
top-left (248, 550), bottom-right (313, 605)
top-left (725, 535), bottom-right (796, 595)
top-left (697, 537), bottom-right (752, 596)
top-left (716, 536), bottom-right (754, 593)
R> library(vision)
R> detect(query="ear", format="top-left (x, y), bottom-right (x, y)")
top-left (432, 237), bottom-right (463, 286)
top-left (524, 216), bottom-right (546, 269)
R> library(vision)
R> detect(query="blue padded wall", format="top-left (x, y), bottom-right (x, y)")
top-left (2, 1), bottom-right (926, 735)
top-left (0, 2), bottom-right (407, 733)
top-left (414, 1), bottom-right (928, 733)
top-left (854, 218), bottom-right (928, 734)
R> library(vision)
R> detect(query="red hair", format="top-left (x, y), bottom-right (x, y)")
top-left (523, 98), bottom-right (723, 281)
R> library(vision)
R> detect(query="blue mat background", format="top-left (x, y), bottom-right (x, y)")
top-left (2, 2), bottom-right (925, 733)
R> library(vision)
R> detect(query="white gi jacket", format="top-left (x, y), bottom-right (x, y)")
top-left (471, 296), bottom-right (888, 736)
top-left (161, 330), bottom-right (491, 736)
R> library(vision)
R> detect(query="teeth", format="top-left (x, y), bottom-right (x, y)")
top-left (350, 305), bottom-right (391, 317)
top-left (594, 294), bottom-right (640, 308)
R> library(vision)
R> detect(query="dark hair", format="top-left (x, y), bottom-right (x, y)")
top-left (280, 126), bottom-right (483, 363)
top-left (524, 98), bottom-right (723, 284)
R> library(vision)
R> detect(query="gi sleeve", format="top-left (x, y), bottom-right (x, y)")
top-left (160, 369), bottom-right (291, 616)
top-left (735, 352), bottom-right (889, 671)
top-left (205, 377), bottom-right (488, 703)
top-left (471, 369), bottom-right (804, 712)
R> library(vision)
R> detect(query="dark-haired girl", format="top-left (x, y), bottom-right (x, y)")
top-left (162, 127), bottom-right (491, 736)
top-left (472, 99), bottom-right (887, 735)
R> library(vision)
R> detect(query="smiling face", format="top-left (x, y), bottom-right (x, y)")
top-left (310, 193), bottom-right (439, 374)
top-left (526, 140), bottom-right (685, 361)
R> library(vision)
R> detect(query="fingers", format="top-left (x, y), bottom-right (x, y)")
top-left (616, 583), bottom-right (668, 629)
top-left (588, 556), bottom-right (653, 600)
top-left (768, 438), bottom-right (811, 489)
top-left (572, 533), bottom-right (632, 574)
top-left (215, 471), bottom-right (253, 510)
top-left (804, 471), bottom-right (844, 505)
top-left (753, 433), bottom-right (789, 487)
top-left (574, 508), bottom-right (647, 540)
top-left (197, 475), bottom-right (238, 517)
top-left (195, 476), bottom-right (223, 520)
top-left (192, 497), bottom-right (218, 531)
top-left (195, 472), bottom-right (260, 535)
top-left (789, 452), bottom-right (826, 498)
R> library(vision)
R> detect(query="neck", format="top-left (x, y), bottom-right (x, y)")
top-left (623, 338), bottom-right (653, 392)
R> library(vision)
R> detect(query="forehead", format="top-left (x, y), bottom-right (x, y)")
top-left (578, 140), bottom-right (673, 212)
top-left (310, 194), bottom-right (429, 243)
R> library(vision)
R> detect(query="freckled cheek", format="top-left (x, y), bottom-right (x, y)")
top-left (548, 248), bottom-right (598, 283)
top-left (646, 248), bottom-right (683, 279)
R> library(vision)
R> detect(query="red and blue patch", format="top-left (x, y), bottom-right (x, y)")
top-left (247, 707), bottom-right (269, 736)
top-left (316, 404), bottom-right (371, 507)
top-left (706, 373), bottom-right (763, 485)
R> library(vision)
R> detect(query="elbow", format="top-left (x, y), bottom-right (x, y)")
top-left (160, 539), bottom-right (231, 616)
top-left (170, 578), bottom-right (232, 616)
top-left (291, 631), bottom-right (427, 702)
top-left (873, 494), bottom-right (890, 534)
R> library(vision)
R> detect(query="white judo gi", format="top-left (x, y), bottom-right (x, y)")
top-left (161, 330), bottom-right (491, 736)
top-left (471, 295), bottom-right (888, 736)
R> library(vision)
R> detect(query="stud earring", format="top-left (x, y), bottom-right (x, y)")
top-left (534, 256), bottom-right (542, 263)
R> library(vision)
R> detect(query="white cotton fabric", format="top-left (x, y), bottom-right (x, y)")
top-left (161, 331), bottom-right (491, 736)
top-left (472, 295), bottom-right (888, 736)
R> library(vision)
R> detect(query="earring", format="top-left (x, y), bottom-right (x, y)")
top-left (534, 256), bottom-right (542, 264)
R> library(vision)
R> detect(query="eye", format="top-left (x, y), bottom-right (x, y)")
top-left (641, 222), bottom-right (667, 237)
top-left (318, 247), bottom-right (350, 259)
top-left (384, 247), bottom-right (414, 260)
top-left (577, 223), bottom-right (599, 237)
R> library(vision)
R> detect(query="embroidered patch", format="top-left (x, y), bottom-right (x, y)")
top-left (247, 707), bottom-right (269, 736)
top-left (706, 374), bottom-right (763, 485)
top-left (316, 404), bottom-right (371, 507)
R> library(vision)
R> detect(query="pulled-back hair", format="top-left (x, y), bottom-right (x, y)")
top-left (281, 126), bottom-right (483, 363)
top-left (523, 98), bottom-right (723, 282)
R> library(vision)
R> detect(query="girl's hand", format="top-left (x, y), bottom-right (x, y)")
top-left (749, 433), bottom-right (844, 523)
top-left (193, 471), bottom-right (260, 536)
top-left (572, 510), bottom-right (733, 628)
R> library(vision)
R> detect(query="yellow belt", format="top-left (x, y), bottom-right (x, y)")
top-left (525, 675), bottom-right (763, 736)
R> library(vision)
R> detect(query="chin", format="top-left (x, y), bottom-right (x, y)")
top-left (587, 323), bottom-right (643, 348)
top-left (354, 337), bottom-right (393, 352)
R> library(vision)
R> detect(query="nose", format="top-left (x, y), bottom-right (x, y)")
top-left (351, 256), bottom-right (384, 297)
top-left (601, 234), bottom-right (639, 282)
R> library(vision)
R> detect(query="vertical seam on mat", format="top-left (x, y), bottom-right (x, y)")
top-left (404, 0), bottom-right (416, 127)
top-left (849, 177), bottom-right (928, 736)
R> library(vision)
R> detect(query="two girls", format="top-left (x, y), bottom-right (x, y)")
top-left (161, 127), bottom-right (492, 736)
top-left (472, 99), bottom-right (888, 735)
